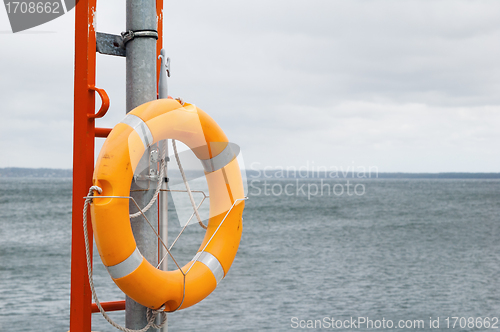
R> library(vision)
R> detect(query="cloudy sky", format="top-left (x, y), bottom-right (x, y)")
top-left (1, 0), bottom-right (500, 172)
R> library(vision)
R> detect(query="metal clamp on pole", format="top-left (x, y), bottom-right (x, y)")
top-left (121, 30), bottom-right (159, 45)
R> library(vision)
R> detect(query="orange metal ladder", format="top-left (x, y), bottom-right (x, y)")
top-left (70, 1), bottom-right (163, 331)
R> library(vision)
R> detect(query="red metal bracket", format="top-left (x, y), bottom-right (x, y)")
top-left (88, 85), bottom-right (110, 119)
top-left (95, 127), bottom-right (112, 138)
top-left (91, 301), bottom-right (126, 313)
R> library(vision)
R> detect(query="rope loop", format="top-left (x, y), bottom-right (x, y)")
top-left (83, 186), bottom-right (167, 332)
top-left (82, 136), bottom-right (214, 330)
top-left (87, 185), bottom-right (102, 202)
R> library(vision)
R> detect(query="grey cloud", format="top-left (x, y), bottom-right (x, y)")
top-left (1, 1), bottom-right (500, 171)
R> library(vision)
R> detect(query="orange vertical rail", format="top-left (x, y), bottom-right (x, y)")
top-left (70, 1), bottom-right (163, 331)
top-left (156, 0), bottom-right (164, 95)
top-left (70, 0), bottom-right (96, 331)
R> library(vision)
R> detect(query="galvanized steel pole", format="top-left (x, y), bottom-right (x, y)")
top-left (125, 0), bottom-right (158, 330)
top-left (126, 0), bottom-right (157, 112)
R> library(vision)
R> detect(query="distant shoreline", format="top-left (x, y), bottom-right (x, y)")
top-left (244, 170), bottom-right (500, 179)
top-left (0, 167), bottom-right (72, 178)
top-left (1, 167), bottom-right (499, 179)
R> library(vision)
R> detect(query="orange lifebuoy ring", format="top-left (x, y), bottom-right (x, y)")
top-left (90, 99), bottom-right (245, 311)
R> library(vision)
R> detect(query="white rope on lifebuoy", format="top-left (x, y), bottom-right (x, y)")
top-left (172, 139), bottom-right (207, 229)
top-left (83, 186), bottom-right (167, 332)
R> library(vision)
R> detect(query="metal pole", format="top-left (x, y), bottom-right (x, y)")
top-left (125, 0), bottom-right (158, 330)
top-left (126, 0), bottom-right (158, 112)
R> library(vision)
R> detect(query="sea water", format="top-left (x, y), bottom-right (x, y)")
top-left (0, 177), bottom-right (499, 331)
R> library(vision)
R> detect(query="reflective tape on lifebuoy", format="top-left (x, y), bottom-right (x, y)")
top-left (90, 99), bottom-right (245, 311)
